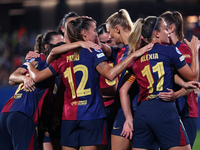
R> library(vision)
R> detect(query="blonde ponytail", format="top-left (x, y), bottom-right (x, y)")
top-left (128, 18), bottom-right (143, 53)
top-left (106, 9), bottom-right (133, 31)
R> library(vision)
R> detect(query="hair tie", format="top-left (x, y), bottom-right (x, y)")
top-left (118, 10), bottom-right (122, 15)
top-left (151, 18), bottom-right (159, 35)
top-left (141, 18), bottom-right (144, 23)
top-left (70, 20), bottom-right (76, 24)
top-left (172, 11), bottom-right (176, 16)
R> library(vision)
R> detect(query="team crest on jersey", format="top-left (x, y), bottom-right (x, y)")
top-left (97, 53), bottom-right (105, 58)
top-left (175, 47), bottom-right (182, 55)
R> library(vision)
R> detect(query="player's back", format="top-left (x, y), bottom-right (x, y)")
top-left (132, 43), bottom-right (186, 103)
top-left (49, 48), bottom-right (107, 120)
top-left (1, 60), bottom-right (55, 124)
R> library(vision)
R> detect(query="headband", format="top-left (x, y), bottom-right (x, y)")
top-left (151, 18), bottom-right (159, 35)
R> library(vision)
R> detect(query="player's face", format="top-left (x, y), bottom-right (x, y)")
top-left (98, 32), bottom-right (116, 47)
top-left (163, 21), bottom-right (174, 45)
top-left (157, 20), bottom-right (170, 44)
top-left (106, 24), bottom-right (121, 45)
top-left (50, 35), bottom-right (64, 45)
top-left (85, 22), bottom-right (98, 43)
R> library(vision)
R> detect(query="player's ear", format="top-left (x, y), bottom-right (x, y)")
top-left (114, 25), bottom-right (120, 34)
top-left (81, 29), bottom-right (88, 40)
top-left (61, 26), bottom-right (65, 33)
top-left (168, 24), bottom-right (175, 34)
top-left (153, 30), bottom-right (159, 38)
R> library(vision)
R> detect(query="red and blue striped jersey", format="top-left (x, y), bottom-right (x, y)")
top-left (49, 48), bottom-right (107, 120)
top-left (131, 43), bottom-right (186, 103)
top-left (111, 45), bottom-right (139, 112)
top-left (99, 61), bottom-right (116, 107)
top-left (1, 59), bottom-right (55, 125)
top-left (175, 41), bottom-right (198, 118)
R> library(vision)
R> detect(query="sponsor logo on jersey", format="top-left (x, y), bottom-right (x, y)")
top-left (71, 100), bottom-right (87, 106)
top-left (179, 56), bottom-right (185, 62)
top-left (97, 53), bottom-right (105, 58)
top-left (14, 93), bottom-right (22, 99)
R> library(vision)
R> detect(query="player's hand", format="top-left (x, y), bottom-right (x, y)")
top-left (182, 81), bottom-right (200, 91)
top-left (79, 41), bottom-right (101, 52)
top-left (184, 35), bottom-right (200, 53)
top-left (158, 88), bottom-right (175, 101)
top-left (25, 51), bottom-right (40, 60)
top-left (23, 76), bottom-right (35, 92)
top-left (120, 118), bottom-right (134, 140)
top-left (133, 43), bottom-right (153, 58)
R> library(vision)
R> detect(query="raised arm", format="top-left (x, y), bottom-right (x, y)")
top-left (9, 67), bottom-right (35, 92)
top-left (47, 41), bottom-right (101, 64)
top-left (96, 43), bottom-right (153, 80)
top-left (9, 67), bottom-right (28, 85)
top-left (28, 63), bottom-right (54, 83)
top-left (179, 35), bottom-right (200, 81)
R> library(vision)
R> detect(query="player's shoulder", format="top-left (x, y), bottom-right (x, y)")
top-left (154, 43), bottom-right (177, 52)
top-left (176, 41), bottom-right (190, 52)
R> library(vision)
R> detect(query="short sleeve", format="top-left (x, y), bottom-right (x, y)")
top-left (48, 59), bottom-right (60, 76)
top-left (92, 49), bottom-right (107, 67)
top-left (171, 47), bottom-right (186, 69)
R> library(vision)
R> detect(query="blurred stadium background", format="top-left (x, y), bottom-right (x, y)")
top-left (0, 0), bottom-right (200, 149)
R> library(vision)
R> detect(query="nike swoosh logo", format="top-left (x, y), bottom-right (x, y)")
top-left (113, 127), bottom-right (120, 130)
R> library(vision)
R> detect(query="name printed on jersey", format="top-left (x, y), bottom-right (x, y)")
top-left (140, 53), bottom-right (159, 63)
top-left (66, 54), bottom-right (80, 63)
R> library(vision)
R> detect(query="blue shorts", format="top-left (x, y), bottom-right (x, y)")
top-left (111, 110), bottom-right (125, 137)
top-left (105, 104), bottom-right (115, 141)
top-left (132, 99), bottom-right (190, 150)
top-left (43, 131), bottom-right (52, 143)
top-left (0, 112), bottom-right (38, 150)
top-left (181, 117), bottom-right (198, 148)
top-left (61, 119), bottom-right (106, 147)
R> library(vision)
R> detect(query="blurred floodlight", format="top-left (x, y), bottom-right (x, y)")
top-left (187, 15), bottom-right (198, 23)
top-left (23, 0), bottom-right (39, 7)
top-left (40, 0), bottom-right (57, 8)
top-left (0, 0), bottom-right (22, 4)
top-left (23, 0), bottom-right (57, 7)
top-left (9, 9), bottom-right (25, 16)
top-left (67, 0), bottom-right (84, 6)
top-left (66, 0), bottom-right (155, 5)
